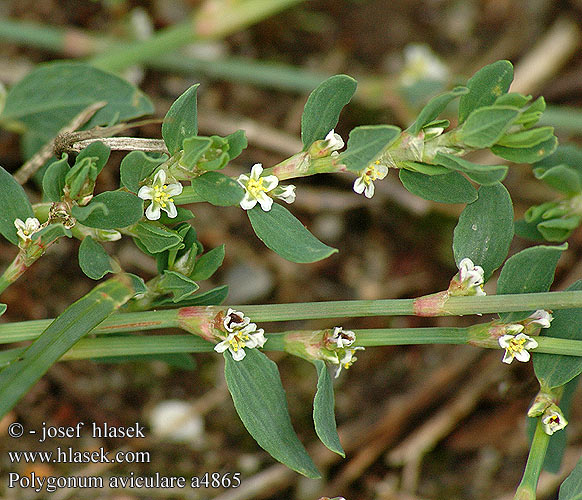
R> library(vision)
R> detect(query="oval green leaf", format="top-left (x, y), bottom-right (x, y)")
top-left (190, 245), bottom-right (225, 281)
top-left (459, 106), bottom-right (519, 148)
top-left (72, 191), bottom-right (143, 229)
top-left (78, 236), bottom-right (114, 280)
top-left (399, 169), bottom-right (477, 204)
top-left (2, 62), bottom-right (153, 155)
top-left (313, 360), bottom-right (344, 457)
top-left (162, 84), bottom-right (200, 154)
top-left (497, 243), bottom-right (567, 322)
top-left (341, 125), bottom-right (401, 172)
top-left (458, 60), bottom-right (514, 123)
top-left (0, 166), bottom-right (34, 245)
top-left (248, 203), bottom-right (337, 263)
top-left (132, 222), bottom-right (182, 254)
top-left (189, 171), bottom-right (244, 206)
top-left (120, 151), bottom-right (165, 193)
top-left (301, 75), bottom-right (357, 149)
top-left (224, 349), bottom-right (321, 478)
top-left (534, 281), bottom-right (582, 388)
top-left (559, 455), bottom-right (582, 500)
top-left (453, 183), bottom-right (513, 280)
top-left (43, 155), bottom-right (70, 202)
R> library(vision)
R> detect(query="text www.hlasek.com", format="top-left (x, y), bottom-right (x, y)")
top-left (8, 447), bottom-right (150, 464)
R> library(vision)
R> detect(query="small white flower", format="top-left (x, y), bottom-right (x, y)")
top-left (14, 217), bottom-right (41, 241)
top-left (237, 163), bottom-right (279, 211)
top-left (324, 129), bottom-right (344, 152)
top-left (329, 326), bottom-right (356, 348)
top-left (527, 309), bottom-right (553, 329)
top-left (541, 407), bottom-right (568, 435)
top-left (334, 346), bottom-right (365, 378)
top-left (138, 170), bottom-right (183, 220)
top-left (273, 184), bottom-right (296, 204)
top-left (353, 160), bottom-right (389, 199)
top-left (95, 229), bottom-right (122, 242)
top-left (223, 308), bottom-right (251, 332)
top-left (458, 258), bottom-right (486, 296)
top-left (498, 332), bottom-right (538, 364)
top-left (214, 323), bottom-right (267, 361)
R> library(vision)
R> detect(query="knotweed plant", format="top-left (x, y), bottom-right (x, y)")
top-left (2, 60), bottom-right (582, 499)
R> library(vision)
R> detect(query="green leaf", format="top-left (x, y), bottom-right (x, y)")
top-left (42, 155), bottom-right (69, 201)
top-left (78, 236), bottom-right (114, 280)
top-left (491, 136), bottom-right (558, 163)
top-left (159, 271), bottom-right (199, 302)
top-left (132, 222), bottom-right (182, 254)
top-left (497, 126), bottom-right (555, 148)
top-left (559, 455), bottom-right (582, 499)
top-left (434, 152), bottom-right (508, 185)
top-left (497, 243), bottom-right (567, 322)
top-left (153, 284), bottom-right (229, 308)
top-left (248, 203), bottom-right (338, 263)
top-left (120, 151), bottom-right (165, 193)
top-left (226, 130), bottom-right (248, 160)
top-left (312, 360), bottom-right (344, 457)
top-left (459, 106), bottom-right (519, 148)
top-left (35, 224), bottom-right (72, 245)
top-left (162, 84), bottom-right (199, 154)
top-left (301, 75), bottom-right (357, 149)
top-left (75, 141), bottom-right (111, 175)
top-left (453, 183), bottom-right (513, 280)
top-left (2, 62), bottom-right (153, 156)
top-left (538, 217), bottom-right (581, 242)
top-left (534, 144), bottom-right (582, 180)
top-left (224, 349), bottom-right (321, 478)
top-left (534, 281), bottom-right (582, 388)
top-left (190, 245), bottom-right (225, 281)
top-left (458, 60), bottom-right (514, 123)
top-left (72, 191), bottom-right (143, 229)
top-left (533, 164), bottom-right (582, 194)
top-left (408, 86), bottom-right (468, 135)
top-left (494, 92), bottom-right (532, 108)
top-left (0, 275), bottom-right (135, 418)
top-left (189, 171), bottom-right (244, 206)
top-left (402, 161), bottom-right (450, 176)
top-left (399, 169), bottom-right (477, 204)
top-left (514, 219), bottom-right (546, 242)
top-left (341, 125), bottom-right (401, 172)
top-left (180, 136), bottom-right (212, 169)
top-left (0, 166), bottom-right (35, 245)
top-left (0, 304), bottom-right (6, 317)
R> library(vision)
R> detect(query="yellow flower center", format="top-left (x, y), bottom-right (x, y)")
top-left (363, 161), bottom-right (383, 182)
top-left (246, 177), bottom-right (268, 196)
top-left (153, 184), bottom-right (174, 208)
top-left (548, 415), bottom-right (560, 425)
top-left (507, 336), bottom-right (527, 354)
top-left (228, 332), bottom-right (251, 352)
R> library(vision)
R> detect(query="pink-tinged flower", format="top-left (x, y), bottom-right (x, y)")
top-left (353, 161), bottom-right (389, 198)
top-left (14, 217), bottom-right (41, 242)
top-left (214, 323), bottom-right (267, 361)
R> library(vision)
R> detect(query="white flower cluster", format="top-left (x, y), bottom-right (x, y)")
top-left (14, 217), bottom-right (41, 242)
top-left (327, 326), bottom-right (365, 378)
top-left (214, 308), bottom-right (267, 361)
top-left (138, 170), bottom-right (183, 220)
top-left (237, 164), bottom-right (296, 212)
top-left (497, 310), bottom-right (553, 364)
top-left (353, 160), bottom-right (389, 199)
top-left (457, 258), bottom-right (486, 296)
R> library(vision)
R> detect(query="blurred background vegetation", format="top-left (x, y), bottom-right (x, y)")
top-left (1, 1), bottom-right (582, 499)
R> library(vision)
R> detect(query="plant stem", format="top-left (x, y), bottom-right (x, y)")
top-left (4, 290), bottom-right (582, 342)
top-left (514, 418), bottom-right (550, 500)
